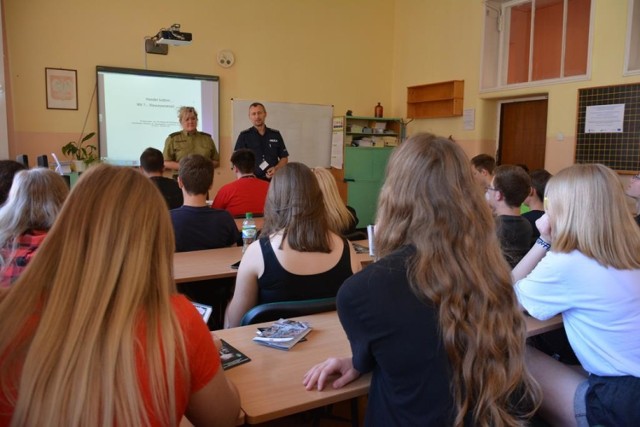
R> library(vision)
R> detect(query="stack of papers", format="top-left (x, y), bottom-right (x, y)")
top-left (253, 319), bottom-right (312, 350)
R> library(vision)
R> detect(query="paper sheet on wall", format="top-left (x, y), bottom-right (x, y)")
top-left (585, 104), bottom-right (625, 133)
top-left (463, 108), bottom-right (475, 131)
top-left (331, 131), bottom-right (344, 169)
top-left (330, 117), bottom-right (345, 169)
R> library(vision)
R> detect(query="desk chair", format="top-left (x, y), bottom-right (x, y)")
top-left (240, 297), bottom-right (336, 326)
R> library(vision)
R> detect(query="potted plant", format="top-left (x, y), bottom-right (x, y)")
top-left (61, 132), bottom-right (97, 172)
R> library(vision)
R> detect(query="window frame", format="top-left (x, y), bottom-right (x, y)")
top-left (624, 0), bottom-right (640, 76)
top-left (480, 0), bottom-right (594, 93)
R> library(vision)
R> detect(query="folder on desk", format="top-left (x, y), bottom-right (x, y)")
top-left (253, 319), bottom-right (312, 350)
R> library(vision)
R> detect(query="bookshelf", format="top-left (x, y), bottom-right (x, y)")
top-left (407, 80), bottom-right (464, 118)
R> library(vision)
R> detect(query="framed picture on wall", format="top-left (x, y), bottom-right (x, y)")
top-left (45, 68), bottom-right (78, 110)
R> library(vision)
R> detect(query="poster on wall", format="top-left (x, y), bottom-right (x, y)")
top-left (45, 68), bottom-right (78, 110)
top-left (585, 104), bottom-right (624, 133)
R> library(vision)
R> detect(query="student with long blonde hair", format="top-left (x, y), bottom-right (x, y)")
top-left (513, 163), bottom-right (640, 426)
top-left (0, 164), bottom-right (239, 426)
top-left (0, 168), bottom-right (68, 287)
top-left (312, 167), bottom-right (358, 236)
top-left (304, 134), bottom-right (540, 426)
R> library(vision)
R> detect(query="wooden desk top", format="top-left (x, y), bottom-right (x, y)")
top-left (214, 310), bottom-right (562, 424)
top-left (525, 314), bottom-right (563, 337)
top-left (214, 311), bottom-right (371, 424)
top-left (173, 240), bottom-right (374, 284)
top-left (174, 245), bottom-right (242, 283)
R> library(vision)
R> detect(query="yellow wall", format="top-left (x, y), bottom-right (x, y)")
top-left (391, 0), bottom-right (640, 174)
top-left (3, 0), bottom-right (395, 190)
top-left (3, 0), bottom-right (640, 184)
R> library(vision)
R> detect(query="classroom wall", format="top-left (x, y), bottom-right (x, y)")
top-left (391, 0), bottom-right (640, 174)
top-left (2, 0), bottom-right (395, 191)
top-left (4, 0), bottom-right (640, 182)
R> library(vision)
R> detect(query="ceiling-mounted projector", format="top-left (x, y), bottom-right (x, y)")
top-left (145, 23), bottom-right (192, 55)
top-left (156, 26), bottom-right (192, 46)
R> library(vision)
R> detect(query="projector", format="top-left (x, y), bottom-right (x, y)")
top-left (156, 30), bottom-right (192, 46)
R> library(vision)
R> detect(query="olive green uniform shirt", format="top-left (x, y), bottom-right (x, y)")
top-left (163, 131), bottom-right (220, 163)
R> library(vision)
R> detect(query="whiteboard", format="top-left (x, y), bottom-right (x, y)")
top-left (232, 99), bottom-right (333, 168)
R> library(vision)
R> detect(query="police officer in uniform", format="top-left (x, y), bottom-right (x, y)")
top-left (234, 102), bottom-right (288, 181)
top-left (163, 106), bottom-right (220, 172)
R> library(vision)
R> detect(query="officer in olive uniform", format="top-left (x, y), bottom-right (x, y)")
top-left (163, 106), bottom-right (220, 172)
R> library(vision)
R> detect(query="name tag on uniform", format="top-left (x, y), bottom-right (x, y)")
top-left (259, 160), bottom-right (269, 170)
top-left (269, 139), bottom-right (278, 143)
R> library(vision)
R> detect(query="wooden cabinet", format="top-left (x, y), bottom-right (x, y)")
top-left (331, 116), bottom-right (403, 227)
top-left (407, 80), bottom-right (464, 118)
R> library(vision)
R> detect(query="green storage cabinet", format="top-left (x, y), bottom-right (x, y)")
top-left (344, 146), bottom-right (394, 226)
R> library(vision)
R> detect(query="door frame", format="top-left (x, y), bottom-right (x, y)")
top-left (495, 95), bottom-right (548, 162)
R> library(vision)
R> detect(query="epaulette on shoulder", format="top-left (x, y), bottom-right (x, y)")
top-left (169, 131), bottom-right (182, 137)
top-left (199, 131), bottom-right (212, 137)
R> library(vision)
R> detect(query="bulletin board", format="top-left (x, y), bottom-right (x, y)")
top-left (575, 83), bottom-right (640, 173)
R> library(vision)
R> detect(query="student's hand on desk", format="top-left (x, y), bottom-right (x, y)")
top-left (303, 357), bottom-right (360, 391)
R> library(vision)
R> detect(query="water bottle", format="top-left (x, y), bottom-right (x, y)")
top-left (242, 212), bottom-right (257, 253)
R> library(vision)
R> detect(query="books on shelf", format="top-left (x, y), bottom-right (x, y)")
top-left (253, 319), bottom-right (312, 350)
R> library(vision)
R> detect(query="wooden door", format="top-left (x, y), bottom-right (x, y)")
top-left (498, 99), bottom-right (548, 169)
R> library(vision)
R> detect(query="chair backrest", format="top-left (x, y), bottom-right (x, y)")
top-left (240, 297), bottom-right (337, 326)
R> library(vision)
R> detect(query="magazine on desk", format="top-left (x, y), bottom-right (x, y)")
top-left (253, 319), bottom-right (312, 350)
top-left (219, 339), bottom-right (251, 370)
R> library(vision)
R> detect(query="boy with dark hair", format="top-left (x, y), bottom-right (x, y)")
top-left (212, 149), bottom-right (269, 216)
top-left (170, 154), bottom-right (239, 252)
top-left (523, 169), bottom-right (553, 244)
top-left (471, 154), bottom-right (496, 189)
top-left (485, 164), bottom-right (532, 267)
top-left (139, 148), bottom-right (183, 209)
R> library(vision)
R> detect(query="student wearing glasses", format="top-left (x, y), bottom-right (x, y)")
top-left (304, 134), bottom-right (540, 426)
top-left (485, 165), bottom-right (533, 267)
top-left (625, 172), bottom-right (640, 226)
top-left (513, 164), bottom-right (640, 426)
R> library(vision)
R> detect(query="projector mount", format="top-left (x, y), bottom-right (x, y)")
top-left (145, 24), bottom-right (193, 55)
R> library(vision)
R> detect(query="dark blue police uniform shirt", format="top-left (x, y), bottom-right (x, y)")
top-left (234, 126), bottom-right (289, 180)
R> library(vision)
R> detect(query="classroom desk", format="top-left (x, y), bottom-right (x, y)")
top-left (173, 240), bottom-right (374, 284)
top-left (214, 311), bottom-right (371, 425)
top-left (525, 314), bottom-right (563, 337)
top-left (214, 310), bottom-right (562, 425)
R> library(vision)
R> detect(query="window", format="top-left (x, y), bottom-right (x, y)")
top-left (482, 0), bottom-right (592, 90)
top-left (625, 0), bottom-right (640, 74)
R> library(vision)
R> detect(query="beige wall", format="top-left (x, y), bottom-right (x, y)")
top-left (391, 0), bottom-right (640, 174)
top-left (3, 0), bottom-right (640, 186)
top-left (3, 0), bottom-right (395, 191)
